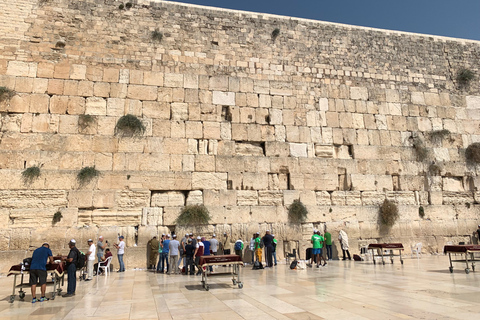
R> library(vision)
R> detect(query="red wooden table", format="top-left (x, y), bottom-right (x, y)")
top-left (198, 255), bottom-right (244, 291)
top-left (443, 245), bottom-right (480, 274)
top-left (367, 243), bottom-right (404, 265)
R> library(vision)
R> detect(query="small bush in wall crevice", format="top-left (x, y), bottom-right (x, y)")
top-left (115, 114), bottom-right (146, 137)
top-left (0, 86), bottom-right (15, 102)
top-left (456, 68), bottom-right (475, 87)
top-left (466, 143), bottom-right (480, 164)
top-left (379, 199), bottom-right (399, 227)
top-left (288, 199), bottom-right (308, 223)
top-left (411, 135), bottom-right (429, 162)
top-left (151, 29), bottom-right (163, 42)
top-left (52, 211), bottom-right (63, 225)
top-left (271, 28), bottom-right (280, 41)
top-left (175, 205), bottom-right (211, 226)
top-left (77, 166), bottom-right (100, 187)
top-left (22, 165), bottom-right (41, 185)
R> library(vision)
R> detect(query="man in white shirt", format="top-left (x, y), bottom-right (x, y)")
top-left (86, 239), bottom-right (96, 281)
top-left (114, 236), bottom-right (126, 272)
top-left (168, 235), bottom-right (181, 275)
top-left (210, 234), bottom-right (219, 255)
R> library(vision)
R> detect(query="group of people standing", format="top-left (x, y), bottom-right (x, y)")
top-left (148, 233), bottom-right (231, 275)
top-left (308, 229), bottom-right (351, 268)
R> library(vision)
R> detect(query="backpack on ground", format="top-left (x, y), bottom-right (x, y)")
top-left (289, 260), bottom-right (298, 269)
top-left (353, 254), bottom-right (363, 261)
top-left (75, 248), bottom-right (86, 269)
top-left (252, 260), bottom-right (263, 270)
top-left (234, 241), bottom-right (242, 251)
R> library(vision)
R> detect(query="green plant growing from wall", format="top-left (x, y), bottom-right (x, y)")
top-left (288, 199), bottom-right (308, 223)
top-left (428, 129), bottom-right (451, 143)
top-left (379, 199), bottom-right (399, 227)
top-left (125, 2), bottom-right (133, 9)
top-left (466, 143), bottom-right (480, 164)
top-left (78, 114), bottom-right (95, 129)
top-left (411, 135), bottom-right (429, 162)
top-left (119, 3), bottom-right (124, 9)
top-left (52, 211), bottom-right (63, 225)
top-left (115, 114), bottom-right (146, 137)
top-left (175, 205), bottom-right (211, 226)
top-left (22, 165), bottom-right (41, 185)
top-left (271, 28), bottom-right (280, 41)
top-left (151, 29), bottom-right (163, 42)
top-left (419, 206), bottom-right (425, 219)
top-left (0, 86), bottom-right (15, 102)
top-left (77, 166), bottom-right (100, 187)
top-left (456, 68), bottom-right (475, 87)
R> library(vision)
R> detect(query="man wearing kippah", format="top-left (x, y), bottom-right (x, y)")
top-left (85, 239), bottom-right (95, 281)
top-left (30, 242), bottom-right (53, 303)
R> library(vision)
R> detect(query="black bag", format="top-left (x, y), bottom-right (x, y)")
top-left (75, 249), bottom-right (86, 269)
top-left (289, 260), bottom-right (298, 269)
top-left (23, 257), bottom-right (32, 267)
top-left (353, 254), bottom-right (363, 261)
top-left (252, 260), bottom-right (263, 270)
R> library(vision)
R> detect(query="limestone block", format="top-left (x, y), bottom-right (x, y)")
top-left (70, 64), bottom-right (87, 80)
top-left (442, 192), bottom-right (473, 205)
top-left (185, 190), bottom-right (203, 205)
top-left (351, 174), bottom-right (376, 191)
top-left (345, 191), bottom-right (362, 205)
top-left (127, 85), bottom-right (157, 101)
top-left (442, 177), bottom-right (464, 192)
top-left (88, 210), bottom-right (142, 227)
top-left (387, 191), bottom-right (416, 205)
top-left (8, 228), bottom-right (32, 249)
top-left (290, 143), bottom-right (307, 157)
top-left (9, 208), bottom-right (56, 228)
top-left (47, 80), bottom-right (64, 95)
top-left (116, 190), bottom-right (150, 208)
top-left (424, 93), bottom-right (440, 106)
top-left (85, 97), bottom-right (107, 116)
top-left (92, 191), bottom-right (115, 208)
top-left (350, 87), bottom-right (368, 100)
top-left (151, 191), bottom-right (185, 207)
top-left (168, 102), bottom-right (187, 120)
top-left (237, 190), bottom-right (258, 206)
top-left (258, 191), bottom-right (283, 206)
top-left (209, 76), bottom-right (228, 91)
top-left (66, 96), bottom-right (85, 115)
top-left (313, 191), bottom-right (330, 206)
top-left (304, 174), bottom-right (337, 191)
top-left (243, 172), bottom-right (268, 190)
top-left (67, 190), bottom-right (93, 208)
top-left (212, 91), bottom-right (235, 106)
top-left (164, 74), bottom-right (184, 88)
top-left (162, 206), bottom-right (182, 225)
top-left (0, 190), bottom-right (68, 209)
top-left (192, 172), bottom-right (227, 190)
top-left (417, 117), bottom-right (432, 131)
top-left (203, 121), bottom-right (221, 139)
top-left (7, 61), bottom-right (37, 77)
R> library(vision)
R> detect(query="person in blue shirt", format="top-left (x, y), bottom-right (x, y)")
top-left (158, 234), bottom-right (170, 273)
top-left (30, 242), bottom-right (54, 303)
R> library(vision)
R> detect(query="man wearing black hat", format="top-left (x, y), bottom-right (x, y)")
top-left (30, 242), bottom-right (54, 303)
top-left (63, 239), bottom-right (78, 297)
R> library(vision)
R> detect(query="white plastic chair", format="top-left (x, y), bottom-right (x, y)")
top-left (97, 256), bottom-right (112, 276)
top-left (411, 243), bottom-right (422, 258)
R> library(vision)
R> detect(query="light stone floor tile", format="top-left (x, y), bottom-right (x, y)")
top-left (0, 255), bottom-right (479, 319)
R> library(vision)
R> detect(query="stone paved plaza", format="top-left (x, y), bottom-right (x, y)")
top-left (0, 255), bottom-right (479, 319)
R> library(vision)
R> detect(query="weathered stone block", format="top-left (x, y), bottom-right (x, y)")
top-left (212, 91), bottom-right (235, 106)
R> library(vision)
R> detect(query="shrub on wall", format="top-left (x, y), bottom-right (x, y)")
top-left (22, 166), bottom-right (41, 185)
top-left (288, 199), bottom-right (308, 223)
top-left (175, 205), bottom-right (211, 226)
top-left (419, 206), bottom-right (425, 219)
top-left (78, 114), bottom-right (95, 129)
top-left (77, 166), bottom-right (100, 187)
top-left (0, 86), bottom-right (15, 102)
top-left (115, 114), bottom-right (146, 137)
top-left (271, 28), bottom-right (280, 41)
top-left (411, 135), bottom-right (429, 162)
top-left (379, 199), bottom-right (399, 227)
top-left (151, 29), bottom-right (163, 42)
top-left (466, 143), bottom-right (480, 163)
top-left (52, 211), bottom-right (63, 225)
top-left (456, 68), bottom-right (475, 87)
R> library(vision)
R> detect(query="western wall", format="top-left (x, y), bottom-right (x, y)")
top-left (0, 0), bottom-right (479, 271)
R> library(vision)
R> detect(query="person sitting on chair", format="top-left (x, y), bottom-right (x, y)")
top-left (94, 248), bottom-right (113, 275)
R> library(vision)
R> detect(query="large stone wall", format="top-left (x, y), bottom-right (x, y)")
top-left (0, 0), bottom-right (479, 271)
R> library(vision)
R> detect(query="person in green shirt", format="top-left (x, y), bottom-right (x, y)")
top-left (272, 235), bottom-right (278, 266)
top-left (308, 230), bottom-right (323, 268)
top-left (324, 229), bottom-right (332, 260)
top-left (254, 232), bottom-right (262, 263)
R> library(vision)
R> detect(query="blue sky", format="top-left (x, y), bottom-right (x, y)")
top-left (168, 0), bottom-right (480, 41)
